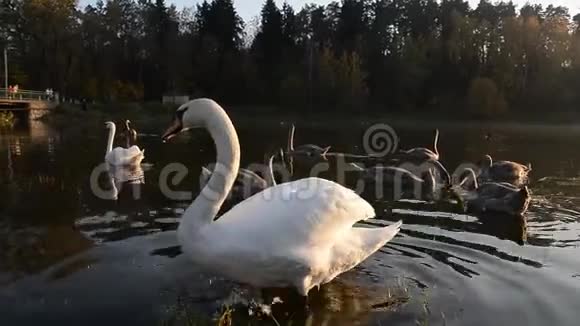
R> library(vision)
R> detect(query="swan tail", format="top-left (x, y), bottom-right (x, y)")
top-left (326, 220), bottom-right (402, 285)
top-left (357, 220), bottom-right (402, 255)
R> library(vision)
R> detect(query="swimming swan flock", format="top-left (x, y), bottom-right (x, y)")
top-left (102, 98), bottom-right (532, 296)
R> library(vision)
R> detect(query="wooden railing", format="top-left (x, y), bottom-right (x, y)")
top-left (0, 88), bottom-right (56, 101)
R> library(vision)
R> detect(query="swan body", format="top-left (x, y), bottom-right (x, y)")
top-left (391, 129), bottom-right (451, 185)
top-left (284, 124), bottom-right (330, 175)
top-left (381, 158), bottom-right (450, 187)
top-left (185, 178), bottom-right (401, 293)
top-left (106, 146), bottom-right (144, 166)
top-left (479, 154), bottom-right (531, 187)
top-left (351, 163), bottom-right (436, 200)
top-left (457, 169), bottom-right (531, 216)
top-left (287, 124), bottom-right (331, 159)
top-left (162, 98), bottom-right (402, 295)
top-left (105, 121), bottom-right (144, 166)
top-left (109, 164), bottom-right (145, 185)
top-left (423, 159), bottom-right (451, 186)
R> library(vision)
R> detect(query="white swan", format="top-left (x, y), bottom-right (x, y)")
top-left (161, 98), bottom-right (402, 296)
top-left (104, 121), bottom-right (144, 166)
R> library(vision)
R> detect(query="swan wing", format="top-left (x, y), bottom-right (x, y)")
top-left (105, 146), bottom-right (144, 166)
top-left (477, 182), bottom-right (518, 198)
top-left (493, 161), bottom-right (529, 174)
top-left (489, 162), bottom-right (528, 186)
top-left (214, 177), bottom-right (375, 248)
top-left (193, 177), bottom-right (398, 294)
top-left (237, 168), bottom-right (268, 189)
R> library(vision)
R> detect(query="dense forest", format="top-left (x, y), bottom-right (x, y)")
top-left (1, 0), bottom-right (580, 115)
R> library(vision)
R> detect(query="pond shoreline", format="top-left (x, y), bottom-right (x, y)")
top-left (39, 102), bottom-right (580, 133)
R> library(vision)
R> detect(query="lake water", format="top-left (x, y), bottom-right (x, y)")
top-left (1, 116), bottom-right (580, 325)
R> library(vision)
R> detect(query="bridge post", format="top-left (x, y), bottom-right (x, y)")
top-left (3, 47), bottom-right (7, 91)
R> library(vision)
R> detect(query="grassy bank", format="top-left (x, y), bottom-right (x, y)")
top-left (39, 101), bottom-right (580, 131)
top-left (38, 102), bottom-right (174, 129)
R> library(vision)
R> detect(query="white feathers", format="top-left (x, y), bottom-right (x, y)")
top-left (104, 121), bottom-right (144, 166)
top-left (169, 99), bottom-right (402, 296)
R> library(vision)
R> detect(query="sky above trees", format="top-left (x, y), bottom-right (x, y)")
top-left (78, 1), bottom-right (579, 21)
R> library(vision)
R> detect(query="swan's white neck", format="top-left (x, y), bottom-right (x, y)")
top-left (106, 124), bottom-right (116, 155)
top-left (179, 105), bottom-right (240, 240)
top-left (460, 169), bottom-right (479, 190)
top-left (433, 129), bottom-right (439, 156)
top-left (288, 125), bottom-right (295, 151)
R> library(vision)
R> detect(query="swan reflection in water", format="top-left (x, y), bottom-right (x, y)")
top-left (78, 163), bottom-right (156, 244)
top-left (104, 163), bottom-right (146, 201)
top-left (158, 274), bottom-right (416, 326)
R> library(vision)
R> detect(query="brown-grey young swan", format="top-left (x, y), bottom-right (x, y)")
top-left (479, 154), bottom-right (531, 187)
top-left (200, 149), bottom-right (282, 203)
top-left (286, 124), bottom-right (331, 159)
top-left (122, 120), bottom-right (138, 148)
top-left (350, 163), bottom-right (437, 201)
top-left (394, 129), bottom-right (451, 186)
top-left (456, 168), bottom-right (531, 216)
top-left (400, 129), bottom-right (440, 161)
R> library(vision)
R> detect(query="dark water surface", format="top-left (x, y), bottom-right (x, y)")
top-left (1, 117), bottom-right (580, 325)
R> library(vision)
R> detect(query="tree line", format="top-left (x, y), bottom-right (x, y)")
top-left (1, 0), bottom-right (580, 115)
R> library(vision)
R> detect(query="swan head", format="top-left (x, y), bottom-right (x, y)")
top-left (162, 98), bottom-right (217, 142)
top-left (105, 121), bottom-right (115, 129)
top-left (481, 154), bottom-right (493, 168)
